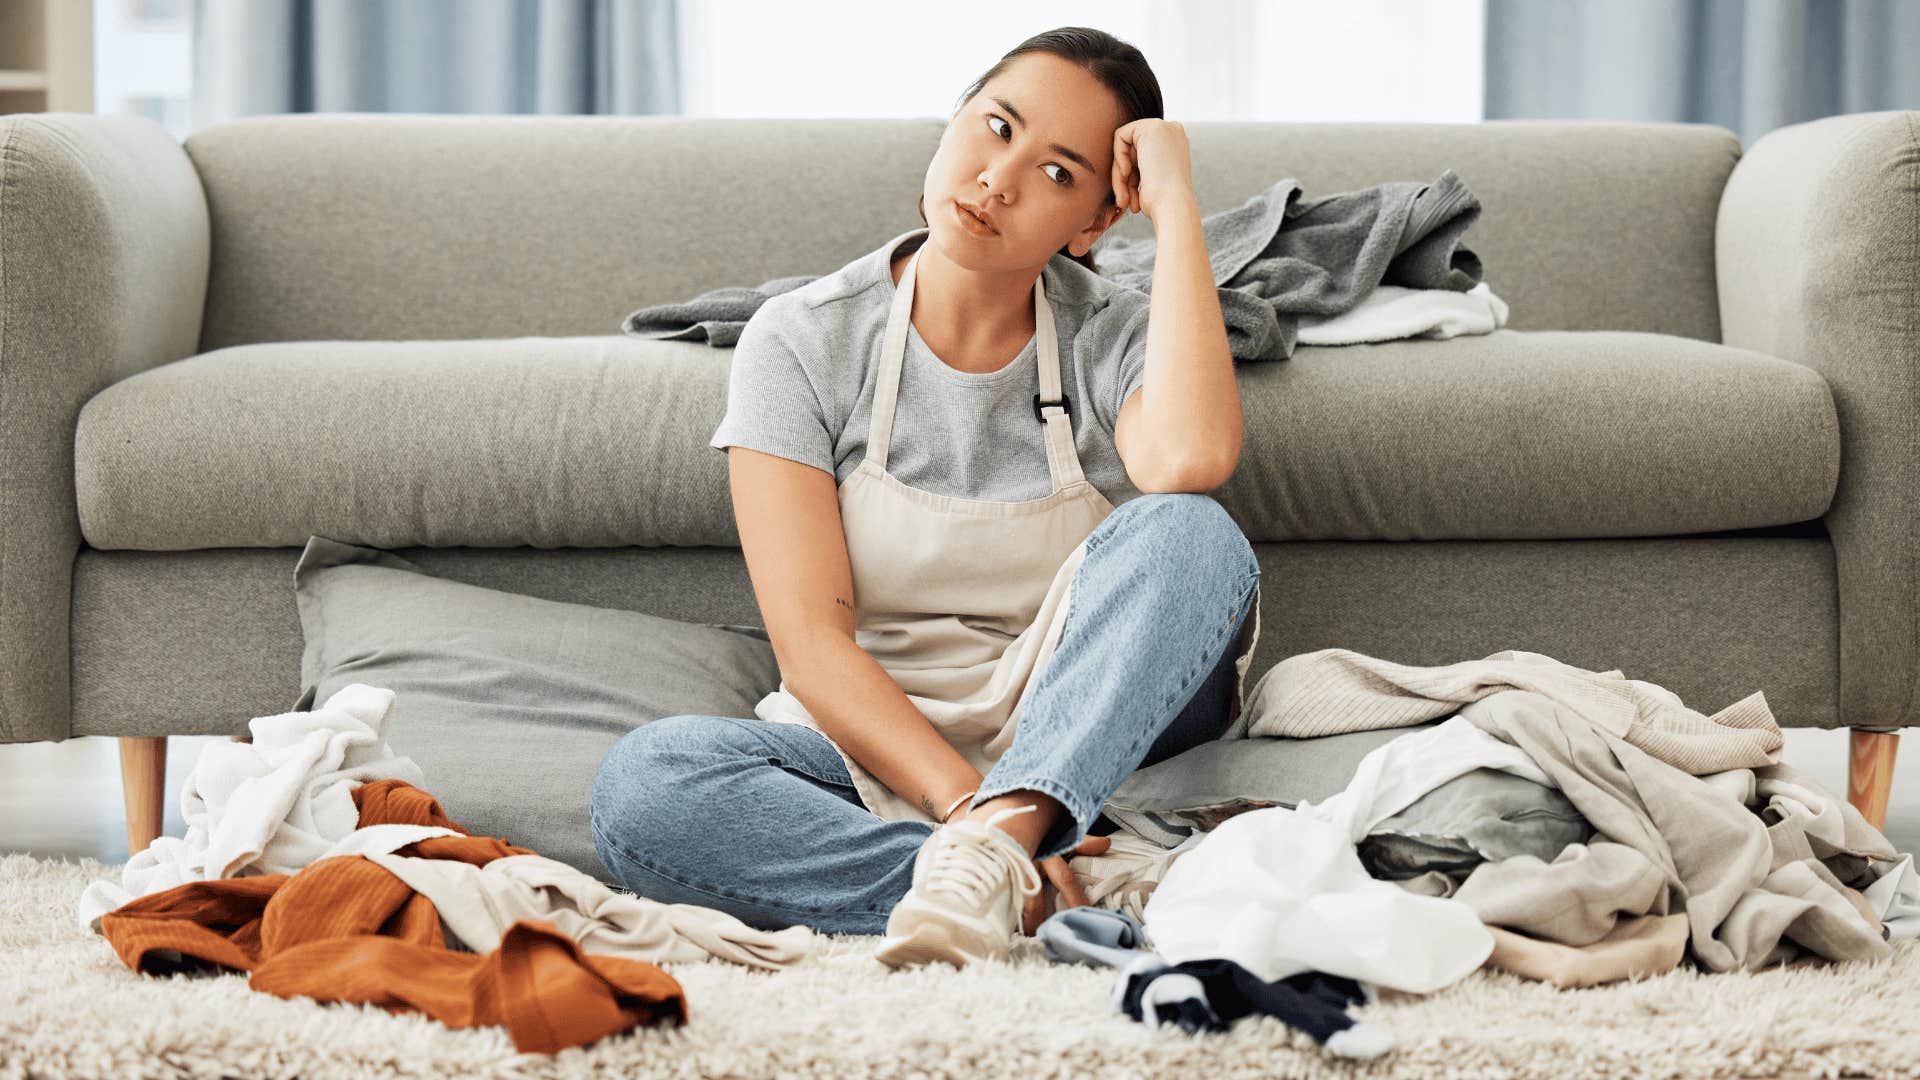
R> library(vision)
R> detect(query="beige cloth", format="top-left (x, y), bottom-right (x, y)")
top-left (1183, 645), bottom-right (1903, 975)
top-left (364, 851), bottom-right (812, 970)
top-left (1483, 913), bottom-right (1691, 988)
top-left (752, 233), bottom-right (1262, 823)
top-left (1447, 841), bottom-right (1672, 945)
top-left (1234, 647), bottom-right (1781, 774)
top-left (1052, 829), bottom-right (1207, 923)
top-left (1457, 689), bottom-right (1895, 972)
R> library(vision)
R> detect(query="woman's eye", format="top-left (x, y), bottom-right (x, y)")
top-left (987, 115), bottom-right (1072, 187)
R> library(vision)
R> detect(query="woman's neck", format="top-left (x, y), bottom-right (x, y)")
top-left (896, 236), bottom-right (1040, 360)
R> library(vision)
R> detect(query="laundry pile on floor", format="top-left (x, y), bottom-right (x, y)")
top-left (75, 683), bottom-right (813, 1054)
top-left (620, 171), bottom-right (1502, 360)
top-left (1045, 647), bottom-right (1920, 1031)
top-left (70, 651), bottom-right (1920, 1059)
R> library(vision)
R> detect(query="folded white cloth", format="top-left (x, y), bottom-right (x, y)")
top-left (77, 683), bottom-right (435, 932)
top-left (1295, 281), bottom-right (1509, 346)
top-left (364, 851), bottom-right (813, 970)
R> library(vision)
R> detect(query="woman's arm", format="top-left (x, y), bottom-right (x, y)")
top-left (730, 446), bottom-right (981, 820)
top-left (1111, 120), bottom-right (1243, 489)
top-left (793, 634), bottom-right (985, 820)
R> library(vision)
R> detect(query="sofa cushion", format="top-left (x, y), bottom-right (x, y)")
top-left (74, 328), bottom-right (1838, 550)
top-left (290, 534), bottom-right (784, 885)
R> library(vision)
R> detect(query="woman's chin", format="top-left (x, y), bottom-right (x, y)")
top-left (929, 226), bottom-right (1022, 270)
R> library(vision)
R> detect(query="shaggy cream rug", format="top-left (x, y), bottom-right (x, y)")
top-left (6, 853), bottom-right (1920, 1080)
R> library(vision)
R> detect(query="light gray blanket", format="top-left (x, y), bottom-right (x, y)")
top-left (619, 170), bottom-right (1484, 362)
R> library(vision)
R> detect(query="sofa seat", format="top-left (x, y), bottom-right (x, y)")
top-left (73, 328), bottom-right (1839, 551)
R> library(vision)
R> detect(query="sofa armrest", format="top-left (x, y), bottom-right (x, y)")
top-left (1717, 109), bottom-right (1919, 730)
top-left (0, 113), bottom-right (208, 743)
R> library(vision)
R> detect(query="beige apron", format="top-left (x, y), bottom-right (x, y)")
top-left (753, 229), bottom-right (1262, 824)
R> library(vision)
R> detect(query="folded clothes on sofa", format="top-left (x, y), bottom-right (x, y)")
top-left (1294, 280), bottom-right (1507, 346)
top-left (619, 171), bottom-right (1487, 362)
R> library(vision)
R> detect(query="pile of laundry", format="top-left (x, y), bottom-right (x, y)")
top-left (72, 650), bottom-right (1920, 1061)
top-left (620, 171), bottom-right (1505, 360)
top-left (1042, 647), bottom-right (1920, 1058)
top-left (75, 684), bottom-right (813, 1054)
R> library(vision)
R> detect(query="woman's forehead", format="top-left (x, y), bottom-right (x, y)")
top-left (979, 63), bottom-right (1122, 164)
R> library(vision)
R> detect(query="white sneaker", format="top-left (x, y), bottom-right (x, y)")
top-left (873, 803), bottom-right (1043, 968)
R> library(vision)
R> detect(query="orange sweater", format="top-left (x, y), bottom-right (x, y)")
top-left (99, 779), bottom-right (686, 1053)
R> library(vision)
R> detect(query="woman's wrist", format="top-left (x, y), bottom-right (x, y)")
top-left (939, 787), bottom-right (978, 824)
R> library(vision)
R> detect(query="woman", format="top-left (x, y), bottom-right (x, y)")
top-left (590, 27), bottom-right (1260, 968)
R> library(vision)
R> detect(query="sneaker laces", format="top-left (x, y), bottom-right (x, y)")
top-left (922, 804), bottom-right (1045, 916)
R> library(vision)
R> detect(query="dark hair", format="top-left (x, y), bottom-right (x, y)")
top-left (915, 26), bottom-right (1164, 273)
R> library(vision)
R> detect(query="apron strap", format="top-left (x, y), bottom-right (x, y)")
top-left (873, 241), bottom-right (1089, 491)
top-left (1033, 269), bottom-right (1088, 489)
top-left (868, 245), bottom-right (920, 472)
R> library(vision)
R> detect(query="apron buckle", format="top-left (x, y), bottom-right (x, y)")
top-left (1032, 393), bottom-right (1072, 424)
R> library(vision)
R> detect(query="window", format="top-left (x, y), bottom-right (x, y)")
top-left (94, 0), bottom-right (193, 140)
top-left (676, 0), bottom-right (1484, 122)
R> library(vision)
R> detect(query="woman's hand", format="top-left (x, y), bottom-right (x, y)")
top-left (1111, 118), bottom-right (1194, 222)
top-left (1021, 832), bottom-right (1113, 936)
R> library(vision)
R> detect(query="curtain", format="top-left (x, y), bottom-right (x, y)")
top-left (1484, 0), bottom-right (1920, 147)
top-left (189, 0), bottom-right (679, 129)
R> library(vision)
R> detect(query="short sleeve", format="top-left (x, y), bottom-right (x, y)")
top-left (708, 298), bottom-right (837, 475)
top-left (1082, 289), bottom-right (1152, 431)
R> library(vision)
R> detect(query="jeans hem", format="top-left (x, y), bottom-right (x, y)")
top-left (970, 773), bottom-right (1098, 861)
top-left (589, 817), bottom-right (899, 933)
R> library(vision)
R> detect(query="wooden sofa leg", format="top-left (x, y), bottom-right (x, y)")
top-left (1847, 728), bottom-right (1899, 833)
top-left (118, 736), bottom-right (166, 856)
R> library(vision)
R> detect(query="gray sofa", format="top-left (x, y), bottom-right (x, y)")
top-left (2, 110), bottom-right (1913, 855)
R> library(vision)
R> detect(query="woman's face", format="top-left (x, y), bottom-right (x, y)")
top-left (926, 51), bottom-right (1128, 270)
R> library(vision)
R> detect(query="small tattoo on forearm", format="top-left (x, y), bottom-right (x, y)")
top-left (921, 794), bottom-right (938, 818)
top-left (835, 596), bottom-right (855, 613)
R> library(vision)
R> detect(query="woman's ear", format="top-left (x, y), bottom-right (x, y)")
top-left (1071, 204), bottom-right (1127, 255)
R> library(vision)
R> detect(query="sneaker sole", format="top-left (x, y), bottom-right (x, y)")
top-left (873, 919), bottom-right (1002, 968)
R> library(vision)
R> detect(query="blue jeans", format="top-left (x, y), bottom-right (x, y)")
top-left (589, 493), bottom-right (1262, 935)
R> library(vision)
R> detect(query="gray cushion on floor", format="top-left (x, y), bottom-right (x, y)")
top-left (291, 534), bottom-right (783, 884)
top-left (1101, 723), bottom-right (1442, 847)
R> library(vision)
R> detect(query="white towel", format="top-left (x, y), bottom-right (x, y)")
top-left (1295, 280), bottom-right (1509, 346)
top-left (76, 683), bottom-right (447, 932)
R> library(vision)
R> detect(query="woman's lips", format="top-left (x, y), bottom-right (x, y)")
top-left (954, 201), bottom-right (998, 236)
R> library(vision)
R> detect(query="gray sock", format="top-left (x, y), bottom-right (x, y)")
top-left (1036, 906), bottom-right (1157, 969)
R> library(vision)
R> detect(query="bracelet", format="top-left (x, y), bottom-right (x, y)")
top-left (939, 788), bottom-right (978, 824)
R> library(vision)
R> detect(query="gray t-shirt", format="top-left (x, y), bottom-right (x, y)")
top-left (709, 228), bottom-right (1153, 505)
